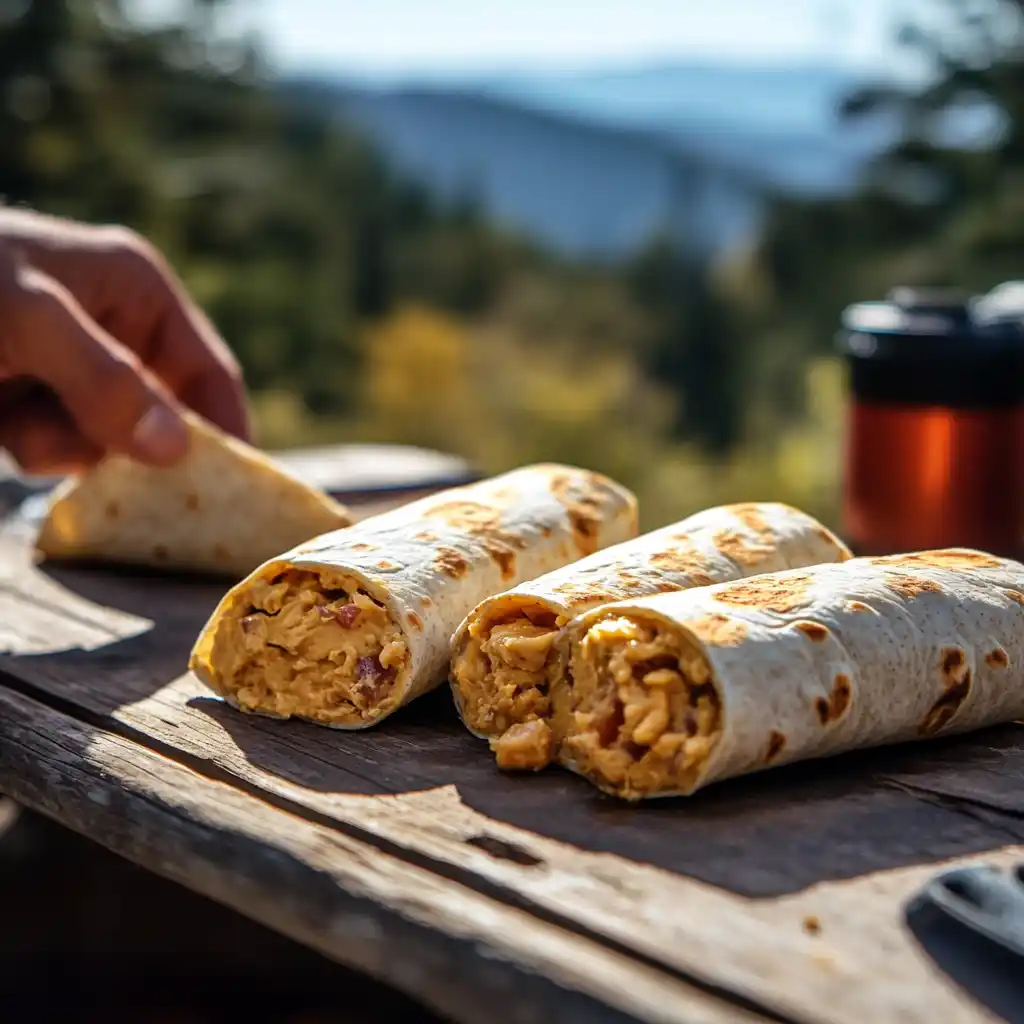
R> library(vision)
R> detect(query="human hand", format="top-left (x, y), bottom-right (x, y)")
top-left (0, 208), bottom-right (250, 475)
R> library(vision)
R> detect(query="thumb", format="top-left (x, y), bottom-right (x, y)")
top-left (0, 257), bottom-right (189, 466)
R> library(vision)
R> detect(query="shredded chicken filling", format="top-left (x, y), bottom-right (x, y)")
top-left (208, 569), bottom-right (409, 726)
top-left (558, 614), bottom-right (722, 798)
top-left (451, 604), bottom-right (561, 769)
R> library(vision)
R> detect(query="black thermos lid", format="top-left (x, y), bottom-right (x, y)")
top-left (839, 286), bottom-right (1024, 408)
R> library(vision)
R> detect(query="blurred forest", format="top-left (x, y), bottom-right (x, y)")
top-left (1, 0), bottom-right (1020, 529)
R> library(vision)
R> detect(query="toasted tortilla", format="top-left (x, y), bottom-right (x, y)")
top-left (450, 502), bottom-right (851, 771)
top-left (552, 549), bottom-right (1024, 800)
top-left (36, 410), bottom-right (353, 578)
top-left (190, 464), bottom-right (638, 729)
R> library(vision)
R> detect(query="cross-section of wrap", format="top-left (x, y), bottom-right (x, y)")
top-left (551, 549), bottom-right (1024, 800)
top-left (450, 502), bottom-right (850, 771)
top-left (189, 464), bottom-right (637, 728)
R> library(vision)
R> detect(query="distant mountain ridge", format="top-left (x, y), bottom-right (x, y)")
top-left (285, 62), bottom-right (898, 258)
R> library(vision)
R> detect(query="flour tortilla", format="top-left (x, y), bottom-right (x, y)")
top-left (190, 463), bottom-right (638, 728)
top-left (36, 409), bottom-right (352, 579)
top-left (450, 502), bottom-right (851, 768)
top-left (554, 549), bottom-right (1024, 799)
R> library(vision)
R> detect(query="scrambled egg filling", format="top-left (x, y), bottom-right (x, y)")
top-left (209, 569), bottom-right (409, 726)
top-left (556, 614), bottom-right (722, 799)
top-left (451, 604), bottom-right (561, 770)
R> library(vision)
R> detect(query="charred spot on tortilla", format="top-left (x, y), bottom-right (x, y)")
top-left (803, 915), bottom-right (822, 936)
top-left (548, 470), bottom-right (621, 556)
top-left (553, 583), bottom-right (623, 605)
top-left (815, 674), bottom-right (852, 725)
top-left (376, 559), bottom-right (400, 572)
top-left (876, 550), bottom-right (1003, 570)
top-left (795, 620), bottom-right (830, 643)
top-left (650, 542), bottom-right (710, 575)
top-left (727, 503), bottom-right (774, 538)
top-left (485, 542), bottom-right (517, 580)
top-left (349, 542), bottom-right (377, 552)
top-left (185, 492), bottom-right (200, 511)
top-left (1006, 590), bottom-right (1024, 607)
top-left (406, 612), bottom-right (424, 631)
top-left (429, 499), bottom-right (502, 533)
top-left (848, 600), bottom-right (872, 613)
top-left (104, 500), bottom-right (119, 521)
top-left (567, 508), bottom-right (602, 555)
top-left (686, 613), bottom-right (748, 647)
top-left (765, 730), bottom-right (787, 762)
top-left (713, 528), bottom-right (774, 568)
top-left (713, 573), bottom-right (813, 614)
top-left (987, 647), bottom-right (1010, 669)
top-left (413, 531), bottom-right (438, 542)
top-left (435, 548), bottom-right (469, 578)
top-left (541, 526), bottom-right (553, 538)
top-left (884, 572), bottom-right (943, 599)
top-left (920, 669), bottom-right (973, 736)
top-left (941, 646), bottom-right (967, 681)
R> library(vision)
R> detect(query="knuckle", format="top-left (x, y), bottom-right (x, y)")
top-left (1, 267), bottom-right (60, 345)
top-left (100, 225), bottom-right (167, 283)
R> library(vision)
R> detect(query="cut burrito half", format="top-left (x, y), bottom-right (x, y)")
top-left (550, 549), bottom-right (1024, 800)
top-left (190, 464), bottom-right (637, 728)
top-left (37, 409), bottom-right (352, 578)
top-left (450, 502), bottom-right (850, 771)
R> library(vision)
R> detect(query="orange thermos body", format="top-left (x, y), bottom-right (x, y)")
top-left (840, 287), bottom-right (1024, 559)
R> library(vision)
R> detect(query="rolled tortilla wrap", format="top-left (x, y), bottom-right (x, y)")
top-left (551, 549), bottom-right (1024, 800)
top-left (450, 502), bottom-right (850, 771)
top-left (189, 464), bottom-right (637, 728)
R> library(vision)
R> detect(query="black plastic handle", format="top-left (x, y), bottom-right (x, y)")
top-left (908, 863), bottom-right (1024, 959)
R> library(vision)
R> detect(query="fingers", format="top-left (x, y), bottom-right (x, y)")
top-left (0, 251), bottom-right (190, 467)
top-left (79, 228), bottom-right (252, 442)
top-left (0, 383), bottom-right (103, 475)
top-left (148, 286), bottom-right (252, 442)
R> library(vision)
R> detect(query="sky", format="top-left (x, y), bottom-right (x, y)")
top-left (146, 0), bottom-right (918, 79)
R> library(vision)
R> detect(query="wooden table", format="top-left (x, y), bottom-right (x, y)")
top-left (1, 474), bottom-right (1023, 1022)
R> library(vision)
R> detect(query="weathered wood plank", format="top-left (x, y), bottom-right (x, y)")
top-left (0, 684), bottom-right (761, 1024)
top-left (0, 536), bottom-right (1020, 1023)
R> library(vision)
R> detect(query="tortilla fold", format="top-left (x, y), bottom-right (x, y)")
top-left (190, 464), bottom-right (637, 728)
top-left (450, 502), bottom-right (850, 771)
top-left (36, 410), bottom-right (352, 579)
top-left (551, 549), bottom-right (1024, 800)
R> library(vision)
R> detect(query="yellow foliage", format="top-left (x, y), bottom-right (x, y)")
top-left (252, 303), bottom-right (846, 536)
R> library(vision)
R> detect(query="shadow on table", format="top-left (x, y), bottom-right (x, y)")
top-left (191, 687), bottom-right (1024, 900)
top-left (10, 556), bottom-right (1024, 900)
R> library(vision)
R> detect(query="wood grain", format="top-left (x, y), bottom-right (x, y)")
top-left (0, 683), bottom-right (761, 1024)
top-left (0, 533), bottom-right (1022, 1023)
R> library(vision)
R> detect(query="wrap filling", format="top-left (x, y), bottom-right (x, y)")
top-left (208, 569), bottom-right (409, 726)
top-left (451, 602), bottom-right (562, 770)
top-left (557, 613), bottom-right (722, 799)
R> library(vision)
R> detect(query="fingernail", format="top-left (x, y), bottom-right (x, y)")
top-left (130, 404), bottom-right (189, 466)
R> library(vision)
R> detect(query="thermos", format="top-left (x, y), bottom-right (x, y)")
top-left (839, 285), bottom-right (1024, 559)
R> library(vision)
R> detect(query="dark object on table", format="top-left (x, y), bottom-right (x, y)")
top-left (839, 285), bottom-right (1024, 558)
top-left (906, 862), bottom-right (1024, 1024)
